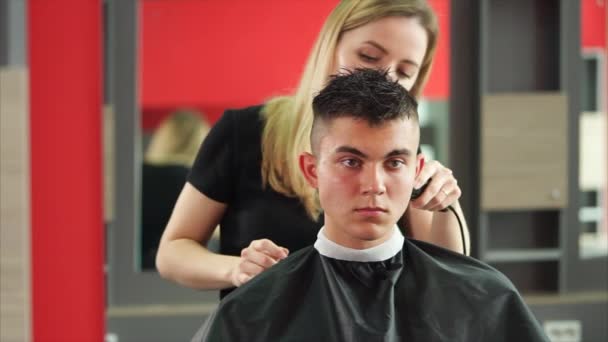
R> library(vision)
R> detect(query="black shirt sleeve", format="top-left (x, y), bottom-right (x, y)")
top-left (187, 110), bottom-right (237, 203)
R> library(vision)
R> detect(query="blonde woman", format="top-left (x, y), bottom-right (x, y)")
top-left (157, 0), bottom-right (469, 298)
top-left (144, 109), bottom-right (210, 167)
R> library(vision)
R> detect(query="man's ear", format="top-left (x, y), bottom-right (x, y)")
top-left (299, 152), bottom-right (318, 189)
top-left (415, 153), bottom-right (425, 177)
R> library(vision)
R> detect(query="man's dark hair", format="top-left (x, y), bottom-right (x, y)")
top-left (310, 68), bottom-right (419, 153)
top-left (312, 68), bottom-right (418, 126)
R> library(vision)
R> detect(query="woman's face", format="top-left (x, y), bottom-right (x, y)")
top-left (333, 16), bottom-right (428, 91)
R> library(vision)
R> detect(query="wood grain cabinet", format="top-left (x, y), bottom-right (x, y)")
top-left (472, 0), bottom-right (573, 295)
top-left (481, 93), bottom-right (568, 210)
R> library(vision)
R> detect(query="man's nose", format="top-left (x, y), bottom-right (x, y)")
top-left (361, 165), bottom-right (386, 195)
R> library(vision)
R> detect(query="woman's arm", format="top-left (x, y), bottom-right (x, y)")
top-left (404, 160), bottom-right (471, 255)
top-left (405, 202), bottom-right (470, 255)
top-left (156, 183), bottom-right (236, 289)
top-left (156, 183), bottom-right (289, 289)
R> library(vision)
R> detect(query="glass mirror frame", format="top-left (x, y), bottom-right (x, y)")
top-left (105, 0), bottom-right (217, 307)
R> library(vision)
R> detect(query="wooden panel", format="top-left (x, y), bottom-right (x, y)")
top-left (0, 67), bottom-right (31, 342)
top-left (481, 93), bottom-right (568, 210)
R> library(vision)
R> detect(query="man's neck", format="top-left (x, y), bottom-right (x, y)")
top-left (314, 226), bottom-right (404, 262)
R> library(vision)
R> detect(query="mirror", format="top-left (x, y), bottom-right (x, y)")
top-left (134, 0), bottom-right (340, 271)
top-left (578, 50), bottom-right (607, 259)
top-left (135, 0), bottom-right (454, 271)
top-left (106, 1), bottom-right (455, 340)
top-left (139, 109), bottom-right (211, 270)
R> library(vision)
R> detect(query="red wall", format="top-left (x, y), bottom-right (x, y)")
top-left (582, 0), bottom-right (607, 49)
top-left (29, 0), bottom-right (104, 340)
top-left (140, 0), bottom-right (451, 130)
top-left (140, 0), bottom-right (604, 130)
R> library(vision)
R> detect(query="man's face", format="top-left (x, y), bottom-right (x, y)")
top-left (301, 116), bottom-right (421, 249)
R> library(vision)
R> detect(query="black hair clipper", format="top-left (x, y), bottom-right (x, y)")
top-left (410, 180), bottom-right (429, 200)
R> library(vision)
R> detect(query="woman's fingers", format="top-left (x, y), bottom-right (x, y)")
top-left (241, 245), bottom-right (280, 269)
top-left (426, 185), bottom-right (461, 211)
top-left (232, 239), bottom-right (289, 287)
top-left (414, 159), bottom-right (446, 189)
top-left (238, 258), bottom-right (266, 276)
top-left (251, 238), bottom-right (289, 259)
top-left (411, 160), bottom-right (461, 211)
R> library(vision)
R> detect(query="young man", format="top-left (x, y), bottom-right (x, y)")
top-left (192, 69), bottom-right (549, 342)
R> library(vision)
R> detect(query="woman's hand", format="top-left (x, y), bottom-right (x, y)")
top-left (230, 239), bottom-right (289, 287)
top-left (410, 159), bottom-right (461, 211)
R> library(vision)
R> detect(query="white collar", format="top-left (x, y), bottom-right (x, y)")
top-left (314, 225), bottom-right (404, 262)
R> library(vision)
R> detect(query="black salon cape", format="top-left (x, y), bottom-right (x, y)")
top-left (192, 239), bottom-right (549, 342)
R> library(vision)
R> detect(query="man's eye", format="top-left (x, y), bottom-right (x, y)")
top-left (341, 158), bottom-right (361, 168)
top-left (386, 159), bottom-right (405, 169)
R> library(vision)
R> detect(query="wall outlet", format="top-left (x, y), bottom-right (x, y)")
top-left (543, 320), bottom-right (582, 342)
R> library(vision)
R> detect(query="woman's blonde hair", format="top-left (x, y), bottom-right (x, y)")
top-left (145, 109), bottom-right (210, 166)
top-left (261, 0), bottom-right (439, 219)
